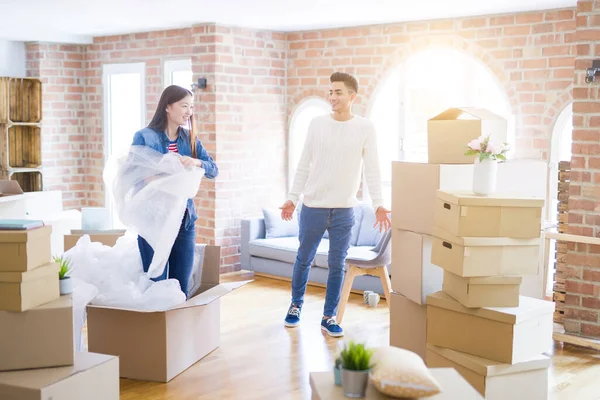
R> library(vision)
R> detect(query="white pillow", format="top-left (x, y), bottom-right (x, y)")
top-left (262, 208), bottom-right (299, 238)
top-left (369, 346), bottom-right (442, 398)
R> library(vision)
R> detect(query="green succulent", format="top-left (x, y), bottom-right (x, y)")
top-left (339, 341), bottom-right (374, 371)
top-left (53, 255), bottom-right (72, 279)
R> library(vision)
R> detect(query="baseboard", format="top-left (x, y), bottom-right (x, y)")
top-left (254, 272), bottom-right (370, 297)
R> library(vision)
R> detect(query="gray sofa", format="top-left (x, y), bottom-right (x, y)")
top-left (240, 202), bottom-right (391, 295)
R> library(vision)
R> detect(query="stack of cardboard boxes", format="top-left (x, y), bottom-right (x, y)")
top-left (389, 108), bottom-right (553, 399)
top-left (0, 221), bottom-right (119, 399)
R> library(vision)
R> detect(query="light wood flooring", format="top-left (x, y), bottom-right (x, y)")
top-left (83, 274), bottom-right (600, 400)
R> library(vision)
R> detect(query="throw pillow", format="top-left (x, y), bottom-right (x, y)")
top-left (369, 346), bottom-right (442, 398)
top-left (262, 208), bottom-right (299, 239)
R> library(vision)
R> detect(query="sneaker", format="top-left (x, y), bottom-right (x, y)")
top-left (321, 317), bottom-right (344, 337)
top-left (284, 304), bottom-right (302, 327)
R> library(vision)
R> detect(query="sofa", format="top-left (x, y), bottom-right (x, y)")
top-left (240, 202), bottom-right (391, 295)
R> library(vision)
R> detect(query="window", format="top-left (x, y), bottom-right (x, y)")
top-left (288, 98), bottom-right (330, 188)
top-left (545, 104), bottom-right (573, 297)
top-left (369, 49), bottom-right (515, 207)
top-left (102, 62), bottom-right (146, 229)
top-left (164, 59), bottom-right (193, 89)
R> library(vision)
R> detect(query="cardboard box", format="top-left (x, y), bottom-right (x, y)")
top-left (426, 291), bottom-right (554, 364)
top-left (430, 228), bottom-right (540, 277)
top-left (426, 344), bottom-right (550, 400)
top-left (0, 262), bottom-right (59, 312)
top-left (442, 272), bottom-right (522, 308)
top-left (309, 368), bottom-right (484, 399)
top-left (391, 229), bottom-right (443, 304)
top-left (391, 161), bottom-right (547, 235)
top-left (390, 292), bottom-right (427, 360)
top-left (435, 191), bottom-right (544, 238)
top-left (0, 295), bottom-right (74, 371)
top-left (427, 107), bottom-right (507, 164)
top-left (0, 352), bottom-right (119, 400)
top-left (87, 245), bottom-right (250, 382)
top-left (64, 231), bottom-right (124, 251)
top-left (0, 225), bottom-right (52, 272)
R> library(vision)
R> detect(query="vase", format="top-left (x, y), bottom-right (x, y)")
top-left (59, 277), bottom-right (73, 295)
top-left (341, 368), bottom-right (370, 398)
top-left (473, 157), bottom-right (498, 196)
top-left (334, 365), bottom-right (342, 386)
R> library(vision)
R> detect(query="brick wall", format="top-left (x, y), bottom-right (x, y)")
top-left (564, 0), bottom-right (600, 339)
top-left (287, 8), bottom-right (576, 160)
top-left (25, 43), bottom-right (87, 208)
top-left (25, 7), bottom-right (583, 273)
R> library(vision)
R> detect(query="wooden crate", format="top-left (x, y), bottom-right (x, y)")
top-left (0, 77), bottom-right (43, 124)
top-left (0, 170), bottom-right (43, 192)
top-left (0, 124), bottom-right (42, 169)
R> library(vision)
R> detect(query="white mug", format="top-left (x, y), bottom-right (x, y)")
top-left (367, 292), bottom-right (380, 308)
top-left (363, 291), bottom-right (374, 304)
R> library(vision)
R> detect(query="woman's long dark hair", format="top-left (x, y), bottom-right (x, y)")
top-left (148, 85), bottom-right (197, 158)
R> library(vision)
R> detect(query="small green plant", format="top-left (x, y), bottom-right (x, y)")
top-left (53, 255), bottom-right (72, 279)
top-left (339, 341), bottom-right (374, 371)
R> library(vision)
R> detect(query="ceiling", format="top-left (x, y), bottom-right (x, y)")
top-left (0, 0), bottom-right (577, 44)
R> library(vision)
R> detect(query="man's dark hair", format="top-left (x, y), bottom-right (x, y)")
top-left (330, 72), bottom-right (358, 94)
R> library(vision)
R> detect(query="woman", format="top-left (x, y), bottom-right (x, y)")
top-left (131, 85), bottom-right (218, 298)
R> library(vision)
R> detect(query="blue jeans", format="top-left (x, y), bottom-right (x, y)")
top-left (291, 206), bottom-right (355, 317)
top-left (137, 211), bottom-right (196, 298)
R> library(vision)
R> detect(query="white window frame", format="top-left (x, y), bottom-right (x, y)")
top-left (164, 58), bottom-right (192, 89)
top-left (287, 98), bottom-right (330, 189)
top-left (102, 62), bottom-right (146, 228)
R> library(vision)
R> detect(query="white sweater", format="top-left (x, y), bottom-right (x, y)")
top-left (287, 114), bottom-right (384, 210)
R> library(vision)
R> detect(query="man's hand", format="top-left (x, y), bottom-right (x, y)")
top-left (180, 156), bottom-right (200, 168)
top-left (373, 206), bottom-right (391, 232)
top-left (280, 200), bottom-right (296, 221)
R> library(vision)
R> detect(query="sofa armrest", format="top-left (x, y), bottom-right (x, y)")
top-left (241, 218), bottom-right (266, 270)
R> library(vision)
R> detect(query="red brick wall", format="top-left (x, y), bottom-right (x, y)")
top-left (25, 43), bottom-right (87, 208)
top-left (564, 0), bottom-right (600, 339)
top-left (287, 8), bottom-right (576, 161)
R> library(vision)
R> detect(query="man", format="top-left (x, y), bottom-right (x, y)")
top-left (280, 72), bottom-right (390, 337)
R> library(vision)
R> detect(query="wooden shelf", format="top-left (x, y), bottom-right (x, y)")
top-left (0, 124), bottom-right (42, 169)
top-left (0, 77), bottom-right (42, 124)
top-left (0, 169), bottom-right (43, 192)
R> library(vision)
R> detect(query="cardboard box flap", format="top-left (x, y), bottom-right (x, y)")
top-left (0, 180), bottom-right (24, 196)
top-left (426, 344), bottom-right (551, 377)
top-left (174, 280), bottom-right (251, 310)
top-left (429, 107), bottom-right (504, 121)
top-left (34, 294), bottom-right (73, 310)
top-left (0, 352), bottom-right (114, 390)
top-left (433, 227), bottom-right (541, 247)
top-left (0, 262), bottom-right (58, 283)
top-left (461, 275), bottom-right (523, 286)
top-left (71, 229), bottom-right (127, 235)
top-left (437, 190), bottom-right (545, 208)
top-left (426, 291), bottom-right (555, 324)
top-left (0, 225), bottom-right (52, 243)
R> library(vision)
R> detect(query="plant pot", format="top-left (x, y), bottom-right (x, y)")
top-left (473, 157), bottom-right (498, 196)
top-left (59, 277), bottom-right (73, 295)
top-left (341, 368), bottom-right (370, 398)
top-left (334, 365), bottom-right (342, 386)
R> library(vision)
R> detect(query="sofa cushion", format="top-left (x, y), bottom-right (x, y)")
top-left (314, 244), bottom-right (374, 268)
top-left (356, 205), bottom-right (384, 247)
top-left (262, 208), bottom-right (299, 239)
top-left (249, 237), bottom-right (301, 264)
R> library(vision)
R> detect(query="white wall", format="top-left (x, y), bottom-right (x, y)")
top-left (0, 41), bottom-right (26, 77)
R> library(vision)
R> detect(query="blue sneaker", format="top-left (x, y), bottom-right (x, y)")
top-left (284, 304), bottom-right (302, 327)
top-left (321, 317), bottom-right (344, 337)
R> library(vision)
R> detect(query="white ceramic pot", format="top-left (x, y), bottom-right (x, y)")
top-left (59, 277), bottom-right (73, 295)
top-left (473, 157), bottom-right (498, 196)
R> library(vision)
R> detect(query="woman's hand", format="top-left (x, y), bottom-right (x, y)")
top-left (180, 156), bottom-right (200, 168)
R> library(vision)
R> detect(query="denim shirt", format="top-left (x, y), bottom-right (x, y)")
top-left (131, 126), bottom-right (219, 229)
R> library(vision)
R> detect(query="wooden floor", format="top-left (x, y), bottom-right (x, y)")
top-left (90, 275), bottom-right (600, 400)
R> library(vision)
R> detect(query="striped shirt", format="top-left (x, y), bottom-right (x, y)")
top-left (168, 140), bottom-right (178, 153)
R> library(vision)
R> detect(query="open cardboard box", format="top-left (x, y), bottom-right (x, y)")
top-left (86, 245), bottom-right (251, 382)
top-left (64, 230), bottom-right (126, 251)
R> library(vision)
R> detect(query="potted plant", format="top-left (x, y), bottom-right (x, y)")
top-left (53, 255), bottom-right (73, 295)
top-left (339, 341), bottom-right (374, 398)
top-left (464, 135), bottom-right (509, 195)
